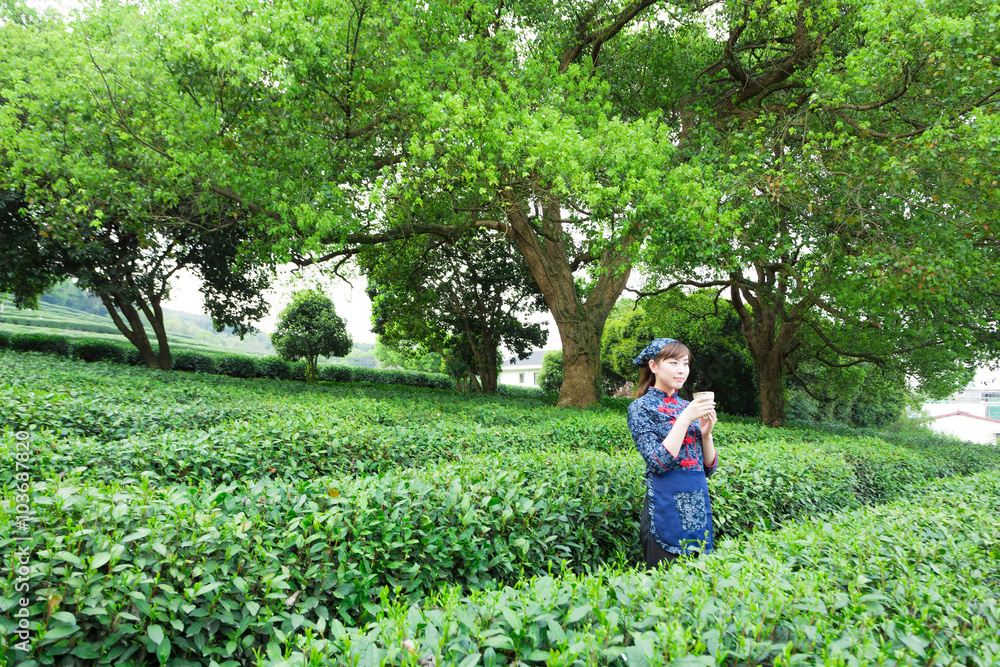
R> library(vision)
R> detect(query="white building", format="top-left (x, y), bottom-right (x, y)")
top-left (921, 370), bottom-right (1000, 444)
top-left (924, 412), bottom-right (1000, 445)
top-left (499, 349), bottom-right (556, 387)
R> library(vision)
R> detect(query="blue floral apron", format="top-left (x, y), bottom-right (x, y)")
top-left (647, 467), bottom-right (714, 554)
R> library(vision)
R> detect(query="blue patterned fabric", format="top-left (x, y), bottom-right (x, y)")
top-left (627, 387), bottom-right (718, 554)
top-left (631, 338), bottom-right (677, 366)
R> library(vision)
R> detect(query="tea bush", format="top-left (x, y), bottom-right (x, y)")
top-left (3, 467), bottom-right (997, 665)
top-left (70, 338), bottom-right (130, 364)
top-left (269, 470), bottom-right (1000, 667)
top-left (214, 353), bottom-right (259, 379)
top-left (318, 364), bottom-right (352, 382)
top-left (8, 333), bottom-right (71, 356)
top-left (172, 350), bottom-right (217, 374)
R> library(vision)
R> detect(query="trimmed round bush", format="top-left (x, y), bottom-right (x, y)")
top-left (255, 355), bottom-right (291, 379)
top-left (173, 350), bottom-right (217, 374)
top-left (318, 364), bottom-right (352, 382)
top-left (9, 333), bottom-right (71, 356)
top-left (0, 330), bottom-right (10, 348)
top-left (214, 353), bottom-right (258, 379)
top-left (72, 338), bottom-right (129, 364)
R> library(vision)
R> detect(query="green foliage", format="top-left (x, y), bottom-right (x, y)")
top-left (318, 364), bottom-right (352, 383)
top-left (364, 231), bottom-right (547, 393)
top-left (8, 332), bottom-right (70, 356)
top-left (786, 361), bottom-right (910, 428)
top-left (274, 471), bottom-right (1000, 665)
top-left (603, 294), bottom-right (759, 414)
top-left (538, 351), bottom-right (563, 394)
top-left (4, 351), bottom-right (1000, 664)
top-left (172, 349), bottom-right (217, 374)
top-left (253, 355), bottom-right (291, 380)
top-left (496, 384), bottom-right (549, 401)
top-left (71, 337), bottom-right (130, 364)
top-left (374, 340), bottom-right (443, 374)
top-left (271, 290), bottom-right (352, 382)
top-left (0, 330), bottom-right (8, 348)
top-left (214, 353), bottom-right (259, 379)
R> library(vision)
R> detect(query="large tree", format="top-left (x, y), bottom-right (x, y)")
top-left (0, 6), bottom-right (277, 369)
top-left (3, 0), bottom-right (998, 413)
top-left (361, 229), bottom-right (547, 393)
top-left (626, 0), bottom-right (1000, 424)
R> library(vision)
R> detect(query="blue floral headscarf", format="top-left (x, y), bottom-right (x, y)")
top-left (632, 338), bottom-right (678, 366)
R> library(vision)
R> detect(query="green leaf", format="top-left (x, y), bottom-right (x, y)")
top-left (499, 606), bottom-right (522, 634)
top-left (148, 624), bottom-right (165, 645)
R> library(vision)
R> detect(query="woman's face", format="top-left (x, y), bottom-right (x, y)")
top-left (649, 354), bottom-right (690, 393)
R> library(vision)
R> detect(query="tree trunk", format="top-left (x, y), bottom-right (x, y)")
top-left (501, 192), bottom-right (633, 408)
top-left (99, 293), bottom-right (162, 370)
top-left (138, 295), bottom-right (172, 371)
top-left (479, 344), bottom-right (499, 393)
top-left (729, 276), bottom-right (803, 427)
top-left (756, 351), bottom-right (787, 427)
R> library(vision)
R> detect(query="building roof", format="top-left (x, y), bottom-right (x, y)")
top-left (930, 411), bottom-right (1000, 426)
top-left (502, 349), bottom-right (557, 369)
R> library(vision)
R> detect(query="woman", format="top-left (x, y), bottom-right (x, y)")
top-left (627, 338), bottom-right (718, 569)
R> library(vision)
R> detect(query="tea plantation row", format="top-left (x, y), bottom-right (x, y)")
top-left (2, 351), bottom-right (998, 665)
top-left (0, 334), bottom-right (455, 389)
top-left (3, 464), bottom-right (998, 665)
top-left (279, 470), bottom-right (1000, 667)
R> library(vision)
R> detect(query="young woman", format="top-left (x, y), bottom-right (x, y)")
top-left (626, 338), bottom-right (719, 569)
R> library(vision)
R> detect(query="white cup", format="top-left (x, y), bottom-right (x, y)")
top-left (692, 391), bottom-right (715, 402)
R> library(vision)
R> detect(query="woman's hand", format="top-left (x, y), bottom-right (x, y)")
top-left (678, 396), bottom-right (715, 426)
top-left (699, 407), bottom-right (717, 438)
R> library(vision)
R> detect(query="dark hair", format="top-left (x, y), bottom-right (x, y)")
top-left (634, 341), bottom-right (693, 398)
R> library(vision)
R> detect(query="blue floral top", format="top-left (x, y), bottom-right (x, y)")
top-left (627, 387), bottom-right (718, 478)
top-left (628, 387), bottom-right (719, 555)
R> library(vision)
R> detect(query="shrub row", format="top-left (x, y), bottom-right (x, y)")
top-left (0, 449), bottom-right (639, 665)
top-left (3, 458), bottom-right (998, 666)
top-left (272, 470), bottom-right (1000, 666)
top-left (0, 338), bottom-right (454, 389)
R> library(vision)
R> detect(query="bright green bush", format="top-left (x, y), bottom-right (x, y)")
top-left (497, 384), bottom-right (547, 399)
top-left (0, 449), bottom-right (638, 663)
top-left (318, 364), bottom-right (352, 382)
top-left (214, 353), bottom-right (259, 379)
top-left (8, 332), bottom-right (71, 356)
top-left (349, 366), bottom-right (380, 383)
top-left (4, 466), bottom-right (997, 666)
top-left (71, 337), bottom-right (130, 364)
top-left (255, 355), bottom-right (291, 380)
top-left (172, 349), bottom-right (217, 374)
top-left (537, 349), bottom-right (563, 393)
top-left (271, 471), bottom-right (1000, 666)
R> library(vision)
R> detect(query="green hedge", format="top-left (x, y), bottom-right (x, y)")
top-left (0, 338), bottom-right (454, 391)
top-left (172, 350), bottom-right (217, 374)
top-left (214, 353), bottom-right (258, 379)
top-left (272, 470), bottom-right (1000, 666)
top-left (8, 333), bottom-right (71, 356)
top-left (4, 462), bottom-right (998, 666)
top-left (255, 355), bottom-right (291, 380)
top-left (0, 449), bottom-right (639, 664)
top-left (318, 364), bottom-right (352, 382)
top-left (70, 338), bottom-right (130, 364)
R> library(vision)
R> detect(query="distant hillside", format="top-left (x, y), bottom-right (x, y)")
top-left (1, 281), bottom-right (378, 365)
